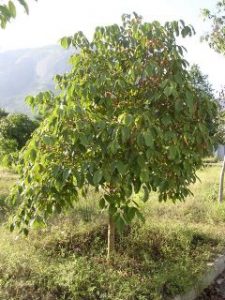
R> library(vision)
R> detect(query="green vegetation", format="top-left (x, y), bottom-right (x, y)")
top-left (0, 112), bottom-right (38, 167)
top-left (11, 14), bottom-right (217, 260)
top-left (0, 165), bottom-right (225, 299)
top-left (202, 1), bottom-right (225, 55)
top-left (0, 0), bottom-right (37, 29)
top-left (0, 167), bottom-right (18, 216)
top-left (0, 2), bottom-right (224, 299)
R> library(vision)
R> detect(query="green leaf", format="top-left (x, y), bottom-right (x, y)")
top-left (60, 36), bottom-right (72, 49)
top-left (123, 183), bottom-right (133, 197)
top-left (22, 228), bottom-right (29, 236)
top-left (74, 171), bottom-right (84, 188)
top-left (164, 86), bottom-right (173, 97)
top-left (140, 168), bottom-right (149, 183)
top-left (119, 113), bottom-right (133, 126)
top-left (142, 185), bottom-right (149, 202)
top-left (8, 1), bottom-right (16, 18)
top-left (124, 206), bottom-right (136, 223)
top-left (168, 145), bottom-right (178, 160)
top-left (30, 216), bottom-right (46, 229)
top-left (10, 223), bottom-right (15, 232)
top-left (30, 148), bottom-right (36, 162)
top-left (116, 161), bottom-right (127, 175)
top-left (135, 210), bottom-right (145, 223)
top-left (99, 197), bottom-right (106, 209)
top-left (185, 90), bottom-right (194, 112)
top-left (181, 26), bottom-right (192, 38)
top-left (63, 168), bottom-right (71, 182)
top-left (17, 0), bottom-right (29, 14)
top-left (137, 133), bottom-right (144, 147)
top-left (108, 140), bottom-right (119, 154)
top-left (133, 179), bottom-right (141, 193)
top-left (93, 170), bottom-right (103, 186)
top-left (42, 135), bottom-right (56, 146)
top-left (121, 127), bottom-right (130, 143)
top-left (143, 131), bottom-right (154, 148)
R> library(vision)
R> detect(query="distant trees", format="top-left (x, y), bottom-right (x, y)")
top-left (0, 111), bottom-right (38, 166)
top-left (10, 14), bottom-right (217, 259)
top-left (0, 108), bottom-right (9, 119)
top-left (202, 0), bottom-right (225, 55)
top-left (0, 113), bottom-right (38, 149)
top-left (189, 64), bottom-right (214, 98)
top-left (189, 64), bottom-right (221, 144)
top-left (0, 0), bottom-right (37, 29)
top-left (202, 1), bottom-right (225, 202)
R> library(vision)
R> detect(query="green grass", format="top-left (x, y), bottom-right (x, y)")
top-left (0, 167), bottom-right (18, 216)
top-left (0, 167), bottom-right (17, 196)
top-left (0, 166), bottom-right (225, 299)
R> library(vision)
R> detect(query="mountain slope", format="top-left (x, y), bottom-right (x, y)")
top-left (0, 45), bottom-right (72, 114)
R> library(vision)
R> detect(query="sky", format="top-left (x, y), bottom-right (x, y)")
top-left (0, 0), bottom-right (224, 92)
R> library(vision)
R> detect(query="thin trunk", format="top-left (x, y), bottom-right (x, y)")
top-left (219, 155), bottom-right (225, 203)
top-left (107, 214), bottom-right (115, 262)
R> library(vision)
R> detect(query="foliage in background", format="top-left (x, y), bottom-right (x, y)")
top-left (202, 0), bottom-right (225, 55)
top-left (10, 13), bottom-right (218, 258)
top-left (0, 108), bottom-right (8, 119)
top-left (0, 112), bottom-right (38, 167)
top-left (189, 64), bottom-right (222, 145)
top-left (0, 0), bottom-right (37, 29)
top-left (189, 64), bottom-right (214, 98)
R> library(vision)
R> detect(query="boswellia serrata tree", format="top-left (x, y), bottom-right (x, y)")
top-left (10, 14), bottom-right (217, 259)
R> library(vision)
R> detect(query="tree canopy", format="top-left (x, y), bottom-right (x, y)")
top-left (10, 14), bottom-right (217, 255)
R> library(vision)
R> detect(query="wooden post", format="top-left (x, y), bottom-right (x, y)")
top-left (219, 155), bottom-right (225, 203)
top-left (107, 214), bottom-right (115, 262)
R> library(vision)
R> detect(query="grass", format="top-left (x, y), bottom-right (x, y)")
top-left (0, 167), bottom-right (17, 196)
top-left (0, 167), bottom-right (18, 216)
top-left (0, 165), bottom-right (225, 299)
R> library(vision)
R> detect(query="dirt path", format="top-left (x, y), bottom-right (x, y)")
top-left (196, 271), bottom-right (225, 299)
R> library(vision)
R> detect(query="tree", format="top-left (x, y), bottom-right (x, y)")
top-left (0, 0), bottom-right (37, 29)
top-left (10, 14), bottom-right (217, 259)
top-left (189, 64), bottom-right (220, 142)
top-left (0, 108), bottom-right (9, 119)
top-left (202, 1), bottom-right (225, 202)
top-left (189, 64), bottom-right (214, 98)
top-left (0, 113), bottom-right (38, 166)
top-left (0, 113), bottom-right (38, 149)
top-left (202, 1), bottom-right (225, 55)
top-left (0, 136), bottom-right (18, 166)
top-left (216, 88), bottom-right (225, 203)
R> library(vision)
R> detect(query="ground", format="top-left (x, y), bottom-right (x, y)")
top-left (0, 165), bottom-right (225, 300)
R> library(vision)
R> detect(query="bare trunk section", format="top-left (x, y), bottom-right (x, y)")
top-left (219, 155), bottom-right (225, 203)
top-left (107, 214), bottom-right (115, 262)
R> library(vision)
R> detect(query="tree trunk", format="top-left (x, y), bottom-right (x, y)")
top-left (219, 155), bottom-right (225, 203)
top-left (107, 214), bottom-right (115, 262)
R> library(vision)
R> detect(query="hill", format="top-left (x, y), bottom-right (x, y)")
top-left (0, 45), bottom-right (72, 114)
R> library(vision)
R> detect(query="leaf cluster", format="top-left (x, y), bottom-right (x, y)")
top-left (0, 0), bottom-right (36, 29)
top-left (202, 1), bottom-right (225, 55)
top-left (10, 14), bottom-right (217, 233)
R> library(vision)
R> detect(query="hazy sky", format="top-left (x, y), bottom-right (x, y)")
top-left (0, 0), bottom-right (224, 91)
